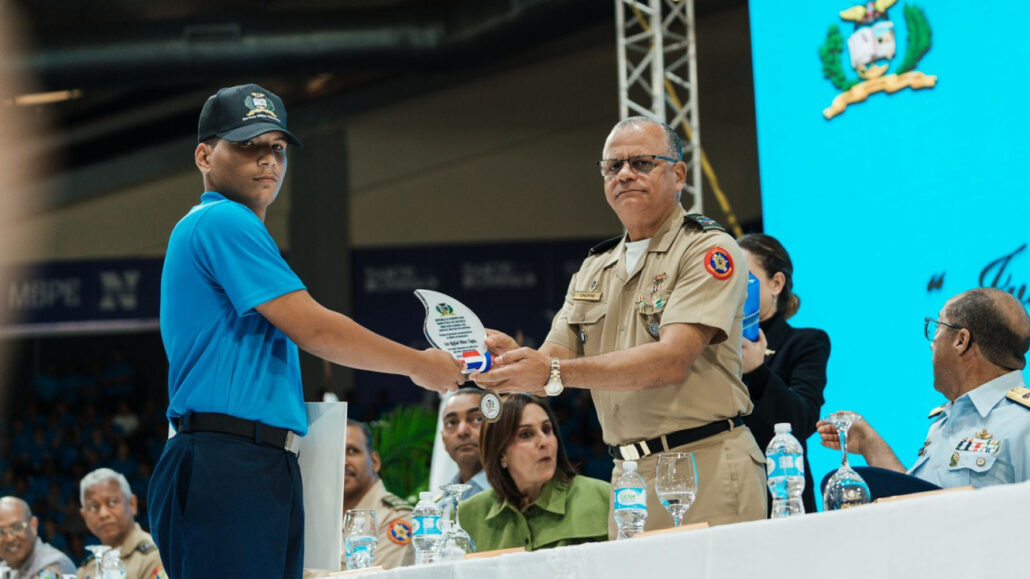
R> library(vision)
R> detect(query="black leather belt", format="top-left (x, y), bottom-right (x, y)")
top-left (607, 416), bottom-right (745, 460)
top-left (174, 412), bottom-right (301, 455)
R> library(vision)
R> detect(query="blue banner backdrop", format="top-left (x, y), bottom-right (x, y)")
top-left (749, 0), bottom-right (1030, 506)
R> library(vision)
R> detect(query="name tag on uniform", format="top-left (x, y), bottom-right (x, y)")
top-left (573, 291), bottom-right (602, 302)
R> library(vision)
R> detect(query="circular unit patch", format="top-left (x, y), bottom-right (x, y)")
top-left (704, 247), bottom-right (734, 280)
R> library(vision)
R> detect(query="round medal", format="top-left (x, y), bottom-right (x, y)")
top-left (481, 391), bottom-right (503, 422)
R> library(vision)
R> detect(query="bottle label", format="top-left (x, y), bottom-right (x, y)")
top-left (766, 452), bottom-right (804, 478)
top-left (614, 487), bottom-right (647, 510)
top-left (412, 515), bottom-right (442, 536)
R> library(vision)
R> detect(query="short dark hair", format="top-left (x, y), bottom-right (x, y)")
top-left (738, 233), bottom-right (800, 319)
top-left (347, 419), bottom-right (375, 455)
top-left (479, 394), bottom-right (577, 506)
top-left (946, 288), bottom-right (1030, 370)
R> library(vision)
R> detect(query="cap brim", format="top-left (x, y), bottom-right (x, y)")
top-left (218, 122), bottom-right (304, 148)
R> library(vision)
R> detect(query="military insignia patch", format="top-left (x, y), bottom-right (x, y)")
top-left (388, 520), bottom-right (413, 545)
top-left (704, 247), bottom-right (734, 280)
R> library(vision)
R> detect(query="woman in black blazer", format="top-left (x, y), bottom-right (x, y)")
top-left (738, 233), bottom-right (830, 514)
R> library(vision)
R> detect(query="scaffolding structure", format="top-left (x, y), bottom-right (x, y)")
top-left (615, 0), bottom-right (702, 213)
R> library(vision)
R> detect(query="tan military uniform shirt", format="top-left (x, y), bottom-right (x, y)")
top-left (546, 205), bottom-right (753, 444)
top-left (342, 479), bottom-right (414, 570)
top-left (77, 523), bottom-right (165, 579)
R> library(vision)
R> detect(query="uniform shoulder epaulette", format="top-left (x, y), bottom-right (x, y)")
top-left (928, 404), bottom-right (946, 418)
top-left (136, 539), bottom-right (158, 554)
top-left (382, 493), bottom-right (413, 511)
top-left (1005, 386), bottom-right (1030, 409)
top-left (588, 235), bottom-right (622, 256)
top-left (683, 213), bottom-right (726, 232)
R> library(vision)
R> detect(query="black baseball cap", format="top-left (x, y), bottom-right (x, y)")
top-left (197, 83), bottom-right (303, 147)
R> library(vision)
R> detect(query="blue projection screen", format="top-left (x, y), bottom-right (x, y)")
top-left (748, 0), bottom-right (1030, 505)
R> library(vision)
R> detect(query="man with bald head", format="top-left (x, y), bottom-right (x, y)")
top-left (819, 288), bottom-right (1030, 488)
top-left (0, 496), bottom-right (74, 578)
top-left (473, 117), bottom-right (766, 534)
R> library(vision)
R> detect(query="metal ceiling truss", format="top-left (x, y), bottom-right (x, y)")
top-left (615, 0), bottom-right (701, 212)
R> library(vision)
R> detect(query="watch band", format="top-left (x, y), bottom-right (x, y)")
top-left (544, 357), bottom-right (564, 396)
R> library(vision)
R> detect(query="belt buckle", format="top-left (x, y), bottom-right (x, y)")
top-left (285, 431), bottom-right (302, 455)
top-left (618, 440), bottom-right (650, 461)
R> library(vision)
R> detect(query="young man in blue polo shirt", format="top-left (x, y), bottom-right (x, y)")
top-left (148, 83), bottom-right (464, 578)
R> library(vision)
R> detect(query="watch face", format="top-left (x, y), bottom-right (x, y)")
top-left (545, 380), bottom-right (563, 396)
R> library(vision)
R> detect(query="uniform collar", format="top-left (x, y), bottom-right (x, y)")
top-left (602, 204), bottom-right (687, 271)
top-left (484, 478), bottom-right (569, 520)
top-left (962, 371), bottom-right (1026, 418)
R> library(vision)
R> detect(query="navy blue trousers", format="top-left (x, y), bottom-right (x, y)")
top-left (148, 431), bottom-right (304, 578)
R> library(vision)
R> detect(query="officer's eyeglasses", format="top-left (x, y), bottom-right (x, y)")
top-left (597, 154), bottom-right (679, 179)
top-left (0, 521), bottom-right (29, 538)
top-left (924, 317), bottom-right (965, 341)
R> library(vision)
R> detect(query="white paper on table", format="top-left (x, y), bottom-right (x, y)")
top-left (299, 401), bottom-right (348, 571)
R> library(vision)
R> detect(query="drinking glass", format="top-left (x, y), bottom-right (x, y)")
top-left (343, 509), bottom-right (378, 570)
top-left (84, 545), bottom-right (111, 578)
top-left (440, 483), bottom-right (476, 553)
top-left (655, 452), bottom-right (698, 527)
top-left (822, 411), bottom-right (871, 510)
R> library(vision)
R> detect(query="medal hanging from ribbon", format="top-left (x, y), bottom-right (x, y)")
top-left (414, 289), bottom-right (502, 422)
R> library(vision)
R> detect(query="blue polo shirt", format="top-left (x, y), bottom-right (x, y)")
top-left (160, 192), bottom-right (308, 435)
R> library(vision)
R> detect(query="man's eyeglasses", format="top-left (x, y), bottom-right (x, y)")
top-left (0, 521), bottom-right (29, 538)
top-left (597, 154), bottom-right (679, 179)
top-left (924, 317), bottom-right (966, 341)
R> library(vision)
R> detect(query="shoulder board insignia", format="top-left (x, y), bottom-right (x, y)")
top-left (136, 540), bottom-right (158, 554)
top-left (589, 235), bottom-right (623, 256)
top-left (1005, 387), bottom-right (1030, 409)
top-left (684, 213), bottom-right (726, 232)
top-left (382, 494), bottom-right (413, 511)
top-left (928, 405), bottom-right (945, 418)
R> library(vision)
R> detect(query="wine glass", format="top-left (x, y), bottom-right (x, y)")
top-left (654, 452), bottom-right (698, 527)
top-left (822, 411), bottom-right (871, 510)
top-left (440, 483), bottom-right (476, 554)
top-left (84, 545), bottom-right (111, 578)
top-left (343, 509), bottom-right (378, 570)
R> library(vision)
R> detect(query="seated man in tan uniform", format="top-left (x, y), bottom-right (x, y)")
top-left (77, 468), bottom-right (165, 579)
top-left (341, 421), bottom-right (413, 570)
top-left (473, 117), bottom-right (767, 534)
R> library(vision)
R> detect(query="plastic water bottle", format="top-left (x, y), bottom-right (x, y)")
top-left (412, 491), bottom-right (443, 565)
top-left (344, 532), bottom-right (378, 570)
top-left (613, 460), bottom-right (648, 539)
top-left (743, 272), bottom-right (760, 341)
top-left (100, 548), bottom-right (126, 579)
top-left (766, 422), bottom-right (805, 518)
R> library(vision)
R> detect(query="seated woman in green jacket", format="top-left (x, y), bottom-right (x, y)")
top-left (458, 393), bottom-right (610, 552)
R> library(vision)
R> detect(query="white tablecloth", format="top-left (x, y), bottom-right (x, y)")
top-left (356, 481), bottom-right (1029, 579)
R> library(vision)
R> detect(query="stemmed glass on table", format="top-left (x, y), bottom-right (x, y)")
top-left (439, 483), bottom-right (476, 555)
top-left (822, 411), bottom-right (871, 510)
top-left (84, 545), bottom-right (111, 577)
top-left (343, 509), bottom-right (378, 570)
top-left (655, 452), bottom-right (698, 527)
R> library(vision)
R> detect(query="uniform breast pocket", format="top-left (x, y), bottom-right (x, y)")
top-left (568, 301), bottom-right (606, 355)
top-left (637, 290), bottom-right (672, 341)
top-left (948, 450), bottom-right (998, 474)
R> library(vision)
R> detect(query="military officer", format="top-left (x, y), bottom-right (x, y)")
top-left (819, 288), bottom-right (1030, 488)
top-left (0, 497), bottom-right (75, 578)
top-left (473, 117), bottom-right (767, 535)
top-left (341, 421), bottom-right (413, 570)
top-left (77, 468), bottom-right (165, 579)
